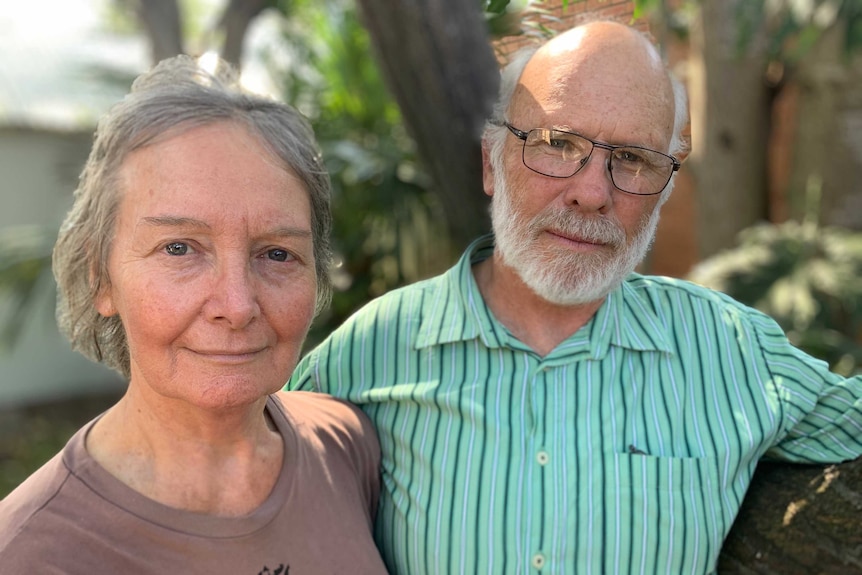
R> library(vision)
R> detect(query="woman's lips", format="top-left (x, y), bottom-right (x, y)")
top-left (187, 348), bottom-right (268, 363)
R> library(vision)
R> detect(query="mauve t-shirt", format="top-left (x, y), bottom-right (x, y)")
top-left (0, 391), bottom-right (387, 575)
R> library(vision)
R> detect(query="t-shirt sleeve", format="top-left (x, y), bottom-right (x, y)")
top-left (329, 398), bottom-right (382, 520)
top-left (752, 311), bottom-right (862, 463)
top-left (284, 392), bottom-right (381, 519)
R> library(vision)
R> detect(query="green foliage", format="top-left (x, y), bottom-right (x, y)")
top-left (267, 0), bottom-right (454, 345)
top-left (105, 0), bottom-right (217, 44)
top-left (688, 221), bottom-right (862, 376)
top-left (484, 0), bottom-right (513, 14)
top-left (0, 227), bottom-right (55, 351)
top-left (841, 0), bottom-right (862, 53)
top-left (632, 0), bottom-right (662, 20)
top-left (639, 0), bottom-right (862, 63)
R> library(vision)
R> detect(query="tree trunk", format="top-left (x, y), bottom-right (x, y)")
top-left (718, 457), bottom-right (862, 574)
top-left (218, 0), bottom-right (272, 68)
top-left (137, 0), bottom-right (184, 64)
top-left (688, 0), bottom-right (771, 259)
top-left (783, 19), bottom-right (862, 231)
top-left (354, 0), bottom-right (499, 250)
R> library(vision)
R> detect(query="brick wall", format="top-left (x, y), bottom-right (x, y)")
top-left (494, 1), bottom-right (643, 64)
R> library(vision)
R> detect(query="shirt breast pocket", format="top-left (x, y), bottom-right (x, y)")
top-left (602, 452), bottom-right (725, 572)
top-left (609, 451), bottom-right (720, 494)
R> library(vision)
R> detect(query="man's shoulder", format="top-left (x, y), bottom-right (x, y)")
top-left (329, 271), bottom-right (451, 337)
top-left (626, 273), bottom-right (754, 309)
top-left (623, 273), bottom-right (771, 326)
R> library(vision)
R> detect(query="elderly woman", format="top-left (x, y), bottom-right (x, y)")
top-left (0, 56), bottom-right (387, 573)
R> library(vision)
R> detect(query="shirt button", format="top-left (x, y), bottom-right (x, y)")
top-left (532, 552), bottom-right (546, 569)
top-left (536, 450), bottom-right (549, 466)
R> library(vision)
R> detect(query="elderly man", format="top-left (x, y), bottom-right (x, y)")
top-left (288, 21), bottom-right (862, 574)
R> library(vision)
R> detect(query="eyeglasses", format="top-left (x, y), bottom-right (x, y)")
top-left (501, 122), bottom-right (680, 196)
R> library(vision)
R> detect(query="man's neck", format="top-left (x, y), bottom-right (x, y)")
top-left (472, 254), bottom-right (605, 357)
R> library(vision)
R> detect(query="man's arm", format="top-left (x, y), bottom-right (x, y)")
top-left (752, 310), bottom-right (862, 463)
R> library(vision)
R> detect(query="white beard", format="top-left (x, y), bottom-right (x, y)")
top-left (490, 166), bottom-right (662, 306)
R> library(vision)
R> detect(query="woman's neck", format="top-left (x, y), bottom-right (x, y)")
top-left (86, 390), bottom-right (284, 516)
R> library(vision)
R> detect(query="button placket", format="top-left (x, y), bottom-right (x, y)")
top-left (531, 552), bottom-right (546, 570)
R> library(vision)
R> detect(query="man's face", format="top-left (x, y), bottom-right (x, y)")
top-left (485, 26), bottom-right (676, 306)
top-left (490, 158), bottom-right (662, 306)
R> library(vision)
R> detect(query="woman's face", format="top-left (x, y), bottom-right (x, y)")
top-left (96, 121), bottom-right (318, 411)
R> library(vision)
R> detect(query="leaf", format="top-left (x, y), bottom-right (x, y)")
top-left (485, 0), bottom-right (512, 15)
top-left (0, 226), bottom-right (56, 351)
top-left (632, 0), bottom-right (662, 20)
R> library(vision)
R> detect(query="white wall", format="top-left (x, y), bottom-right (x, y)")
top-left (0, 127), bottom-right (124, 408)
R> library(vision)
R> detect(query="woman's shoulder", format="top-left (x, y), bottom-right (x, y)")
top-left (270, 391), bottom-right (380, 478)
top-left (0, 443), bottom-right (77, 557)
top-left (271, 391), bottom-right (376, 445)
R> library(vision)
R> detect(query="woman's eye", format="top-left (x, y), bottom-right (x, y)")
top-left (267, 248), bottom-right (292, 262)
top-left (165, 242), bottom-right (189, 256)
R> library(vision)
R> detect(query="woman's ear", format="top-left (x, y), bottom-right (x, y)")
top-left (94, 284), bottom-right (117, 318)
top-left (91, 258), bottom-right (116, 317)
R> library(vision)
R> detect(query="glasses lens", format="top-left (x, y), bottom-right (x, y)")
top-left (610, 148), bottom-right (674, 195)
top-left (522, 129), bottom-right (592, 178)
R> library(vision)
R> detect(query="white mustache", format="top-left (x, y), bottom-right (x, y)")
top-left (529, 210), bottom-right (626, 247)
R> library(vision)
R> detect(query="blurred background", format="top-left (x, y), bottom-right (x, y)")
top-left (1, 0), bottom-right (861, 497)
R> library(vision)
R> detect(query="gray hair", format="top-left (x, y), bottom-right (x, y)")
top-left (53, 55), bottom-right (332, 378)
top-left (483, 26), bottom-right (690, 171)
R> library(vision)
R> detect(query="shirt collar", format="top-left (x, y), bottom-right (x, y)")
top-left (415, 234), bottom-right (493, 349)
top-left (415, 233), bottom-right (674, 358)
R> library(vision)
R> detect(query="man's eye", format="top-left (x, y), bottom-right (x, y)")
top-left (617, 150), bottom-right (647, 164)
top-left (267, 248), bottom-right (292, 262)
top-left (165, 242), bottom-right (188, 256)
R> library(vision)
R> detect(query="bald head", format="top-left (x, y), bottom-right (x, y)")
top-left (487, 21), bottom-right (688, 160)
top-left (526, 23), bottom-right (668, 100)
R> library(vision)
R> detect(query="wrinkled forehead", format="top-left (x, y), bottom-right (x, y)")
top-left (510, 26), bottom-right (676, 149)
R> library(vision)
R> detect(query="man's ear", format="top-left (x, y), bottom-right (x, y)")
top-left (481, 140), bottom-right (495, 198)
top-left (674, 125), bottom-right (692, 164)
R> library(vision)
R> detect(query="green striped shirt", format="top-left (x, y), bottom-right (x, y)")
top-left (288, 235), bottom-right (862, 575)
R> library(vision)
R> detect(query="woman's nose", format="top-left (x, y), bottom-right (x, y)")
top-left (206, 260), bottom-right (260, 329)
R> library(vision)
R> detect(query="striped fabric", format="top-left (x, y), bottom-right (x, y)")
top-left (288, 234), bottom-right (862, 575)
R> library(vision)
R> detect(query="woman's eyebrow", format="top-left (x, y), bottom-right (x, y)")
top-left (141, 215), bottom-right (211, 229)
top-left (269, 227), bottom-right (313, 239)
top-left (141, 216), bottom-right (312, 239)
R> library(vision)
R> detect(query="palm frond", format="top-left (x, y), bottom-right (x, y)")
top-left (0, 226), bottom-right (56, 351)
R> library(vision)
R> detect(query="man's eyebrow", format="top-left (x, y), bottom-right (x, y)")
top-left (141, 216), bottom-right (211, 229)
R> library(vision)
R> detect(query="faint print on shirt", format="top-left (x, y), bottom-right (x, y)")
top-left (258, 564), bottom-right (288, 574)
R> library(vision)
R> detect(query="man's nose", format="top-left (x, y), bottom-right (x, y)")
top-left (561, 147), bottom-right (614, 212)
